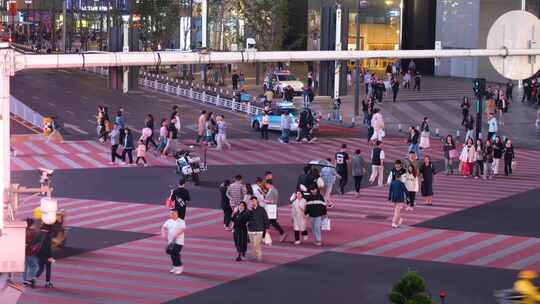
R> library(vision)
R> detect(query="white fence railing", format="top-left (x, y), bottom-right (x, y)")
top-left (10, 96), bottom-right (44, 130)
top-left (83, 67), bottom-right (264, 116)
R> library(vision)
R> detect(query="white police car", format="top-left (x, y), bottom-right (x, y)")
top-left (250, 102), bottom-right (299, 132)
top-left (266, 71), bottom-right (304, 97)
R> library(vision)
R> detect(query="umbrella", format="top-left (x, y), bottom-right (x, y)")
top-left (308, 160), bottom-right (335, 168)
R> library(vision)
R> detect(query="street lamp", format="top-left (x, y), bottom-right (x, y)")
top-left (354, 0), bottom-right (368, 121)
top-left (121, 14), bottom-right (130, 93)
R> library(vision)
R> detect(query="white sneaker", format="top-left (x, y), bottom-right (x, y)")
top-left (303, 235), bottom-right (308, 241)
top-left (170, 267), bottom-right (176, 273)
top-left (174, 266), bottom-right (183, 275)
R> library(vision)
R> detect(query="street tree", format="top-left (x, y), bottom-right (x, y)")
top-left (239, 0), bottom-right (288, 51)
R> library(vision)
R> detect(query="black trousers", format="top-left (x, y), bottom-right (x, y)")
top-left (121, 148), bottom-right (133, 164)
top-left (261, 125), bottom-right (269, 140)
top-left (504, 157), bottom-right (513, 175)
top-left (338, 170), bottom-right (348, 194)
top-left (408, 191), bottom-right (416, 207)
top-left (269, 219), bottom-right (284, 235)
top-left (136, 156), bottom-right (147, 164)
top-left (111, 144), bottom-right (122, 162)
top-left (392, 89), bottom-right (399, 102)
top-left (367, 126), bottom-right (374, 143)
top-left (222, 204), bottom-right (232, 227)
top-left (233, 228), bottom-right (248, 255)
top-left (413, 81), bottom-right (420, 91)
top-left (169, 244), bottom-right (183, 267)
top-left (145, 136), bottom-right (158, 150)
top-left (461, 109), bottom-right (469, 125)
top-left (353, 175), bottom-right (363, 193)
top-left (294, 230), bottom-right (308, 241)
top-left (36, 258), bottom-right (51, 282)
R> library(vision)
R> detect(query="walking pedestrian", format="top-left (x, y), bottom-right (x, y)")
top-left (320, 159), bottom-right (338, 206)
top-left (290, 191), bottom-right (308, 245)
top-left (413, 72), bottom-right (421, 91)
top-left (144, 114), bottom-right (158, 151)
top-left (464, 114), bottom-right (475, 141)
top-left (23, 218), bottom-right (38, 287)
top-left (403, 70), bottom-right (411, 89)
top-left (460, 97), bottom-right (471, 126)
top-left (121, 127), bottom-right (135, 165)
top-left (387, 160), bottom-right (406, 185)
top-left (264, 180), bottom-right (287, 242)
top-left (335, 144), bottom-right (349, 195)
top-left (408, 60), bottom-right (416, 74)
top-left (483, 139), bottom-right (494, 179)
top-left (403, 165), bottom-right (418, 211)
top-left (333, 98), bottom-right (342, 121)
top-left (506, 80), bottom-right (514, 102)
top-left (261, 111), bottom-right (270, 140)
top-left (215, 115), bottom-right (232, 150)
top-left (459, 137), bottom-right (476, 177)
top-left (161, 209), bottom-right (185, 275)
top-left (388, 173), bottom-right (408, 228)
top-left (219, 180), bottom-right (233, 230)
top-left (369, 141), bottom-right (385, 186)
top-left (364, 72), bottom-right (372, 95)
top-left (351, 149), bottom-right (366, 197)
top-left (442, 135), bottom-right (456, 175)
top-left (171, 179), bottom-right (190, 220)
top-left (227, 175), bottom-right (246, 209)
top-left (251, 177), bottom-right (266, 204)
top-left (407, 126), bottom-right (420, 160)
top-left (419, 156), bottom-right (436, 206)
top-left (419, 117), bottom-right (431, 149)
top-left (493, 136), bottom-right (504, 175)
top-left (135, 139), bottom-right (148, 166)
top-left (246, 197), bottom-right (270, 261)
top-left (232, 71), bottom-right (239, 91)
top-left (503, 138), bottom-right (515, 176)
top-left (33, 224), bottom-right (54, 288)
top-left (391, 77), bottom-right (400, 102)
top-left (303, 185), bottom-right (327, 246)
top-left (109, 123), bottom-right (123, 164)
top-left (157, 119), bottom-right (168, 157)
top-left (279, 111), bottom-right (291, 144)
top-left (370, 109), bottom-right (385, 142)
top-left (473, 138), bottom-right (484, 179)
top-left (487, 113), bottom-right (498, 141)
top-left (232, 201), bottom-right (249, 261)
top-left (497, 96), bottom-right (508, 125)
top-left (196, 110), bottom-right (207, 143)
top-left (115, 109), bottom-right (125, 143)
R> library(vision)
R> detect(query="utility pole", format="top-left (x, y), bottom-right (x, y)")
top-left (62, 0), bottom-right (67, 52)
top-left (333, 3), bottom-right (342, 101)
top-left (353, 1), bottom-right (361, 121)
top-left (122, 14), bottom-right (130, 93)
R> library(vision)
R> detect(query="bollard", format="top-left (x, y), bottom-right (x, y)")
top-left (439, 291), bottom-right (446, 304)
top-left (220, 88), bottom-right (223, 94)
top-left (351, 116), bottom-right (356, 127)
top-left (216, 94), bottom-right (220, 105)
top-left (435, 128), bottom-right (440, 136)
top-left (398, 123), bottom-right (403, 132)
top-left (416, 125), bottom-right (420, 131)
top-left (327, 113), bottom-right (331, 121)
top-left (177, 85), bottom-right (181, 96)
top-left (456, 129), bottom-right (460, 138)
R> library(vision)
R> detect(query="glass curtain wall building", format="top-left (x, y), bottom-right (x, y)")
top-left (308, 0), bottom-right (402, 73)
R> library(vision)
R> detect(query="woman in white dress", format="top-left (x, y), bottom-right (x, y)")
top-left (419, 117), bottom-right (431, 149)
top-left (370, 109), bottom-right (385, 142)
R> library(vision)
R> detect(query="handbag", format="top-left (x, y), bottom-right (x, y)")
top-left (263, 233), bottom-right (273, 246)
top-left (264, 204), bottom-right (278, 220)
top-left (165, 197), bottom-right (174, 209)
top-left (165, 243), bottom-right (175, 254)
top-left (512, 160), bottom-right (517, 170)
top-left (449, 149), bottom-right (458, 159)
top-left (321, 217), bottom-right (331, 231)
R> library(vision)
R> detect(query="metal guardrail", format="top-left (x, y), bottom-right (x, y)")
top-left (85, 66), bottom-right (264, 116)
top-left (10, 96), bottom-right (44, 130)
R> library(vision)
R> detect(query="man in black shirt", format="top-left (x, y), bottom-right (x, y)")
top-left (171, 180), bottom-right (190, 220)
top-left (335, 144), bottom-right (350, 195)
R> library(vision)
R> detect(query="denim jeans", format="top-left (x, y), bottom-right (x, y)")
top-left (310, 216), bottom-right (322, 242)
top-left (169, 244), bottom-right (183, 267)
top-left (281, 129), bottom-right (290, 143)
top-left (23, 256), bottom-right (39, 281)
top-left (408, 144), bottom-right (420, 160)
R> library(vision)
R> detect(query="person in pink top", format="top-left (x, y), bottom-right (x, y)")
top-left (136, 139), bottom-right (149, 166)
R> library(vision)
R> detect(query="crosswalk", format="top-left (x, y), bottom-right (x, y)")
top-left (11, 136), bottom-right (450, 171)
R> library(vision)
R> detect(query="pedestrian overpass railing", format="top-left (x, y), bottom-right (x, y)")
top-left (82, 66), bottom-right (264, 116)
top-left (10, 96), bottom-right (44, 130)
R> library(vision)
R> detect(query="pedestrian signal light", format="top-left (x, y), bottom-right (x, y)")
top-left (473, 78), bottom-right (486, 97)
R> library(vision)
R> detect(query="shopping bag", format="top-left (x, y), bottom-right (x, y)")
top-left (264, 204), bottom-right (278, 220)
top-left (321, 217), bottom-right (331, 231)
top-left (512, 161), bottom-right (517, 170)
top-left (263, 233), bottom-right (272, 246)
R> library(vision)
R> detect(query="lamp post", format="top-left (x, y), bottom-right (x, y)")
top-left (354, 0), bottom-right (368, 121)
top-left (121, 14), bottom-right (130, 93)
top-left (333, 3), bottom-right (342, 102)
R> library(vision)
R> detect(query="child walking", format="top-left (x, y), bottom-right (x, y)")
top-left (136, 139), bottom-right (148, 166)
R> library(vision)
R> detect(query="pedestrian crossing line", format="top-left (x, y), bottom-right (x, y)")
top-left (433, 235), bottom-right (511, 263)
top-left (396, 231), bottom-right (478, 259)
top-left (450, 236), bottom-right (529, 265)
top-left (470, 238), bottom-right (540, 266)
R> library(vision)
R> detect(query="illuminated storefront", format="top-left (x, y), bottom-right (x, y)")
top-left (308, 0), bottom-right (402, 72)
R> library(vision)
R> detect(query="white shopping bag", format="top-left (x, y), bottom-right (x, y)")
top-left (321, 217), bottom-right (331, 231)
top-left (265, 204), bottom-right (278, 220)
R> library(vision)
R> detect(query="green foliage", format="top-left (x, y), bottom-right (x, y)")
top-left (135, 0), bottom-right (182, 48)
top-left (388, 271), bottom-right (432, 304)
top-left (240, 0), bottom-right (288, 50)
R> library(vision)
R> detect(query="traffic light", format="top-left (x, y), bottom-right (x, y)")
top-left (473, 78), bottom-right (486, 98)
